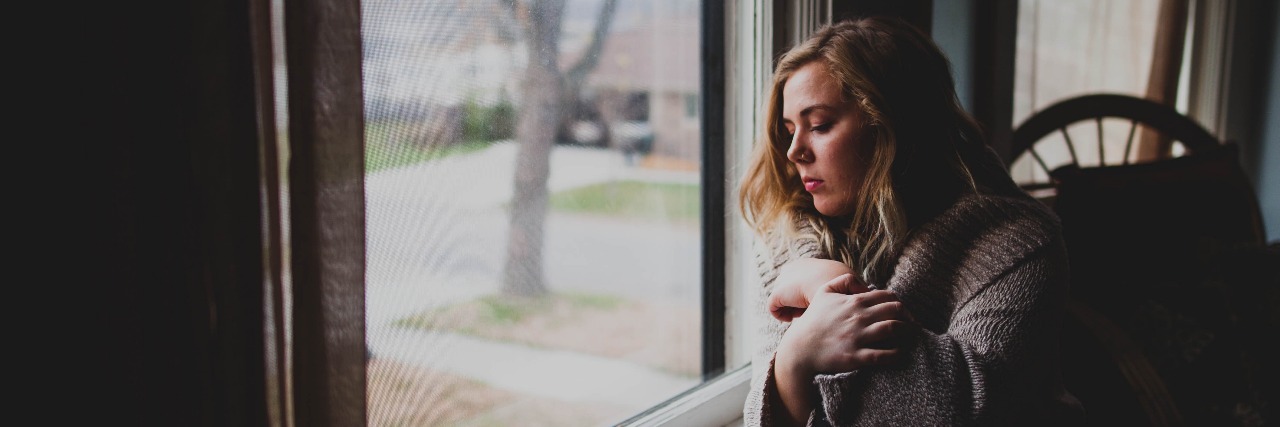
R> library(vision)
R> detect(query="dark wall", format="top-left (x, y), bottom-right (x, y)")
top-left (66, 0), bottom-right (267, 425)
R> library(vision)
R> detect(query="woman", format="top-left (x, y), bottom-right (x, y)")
top-left (740, 18), bottom-right (1083, 426)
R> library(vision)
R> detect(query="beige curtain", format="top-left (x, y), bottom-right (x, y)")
top-left (1011, 0), bottom-right (1164, 183)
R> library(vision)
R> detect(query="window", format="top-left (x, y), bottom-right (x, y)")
top-left (1003, 0), bottom-right (1203, 184)
top-left (361, 1), bottom-right (716, 425)
top-left (260, 1), bottom-right (782, 425)
top-left (91, 0), bottom-right (1274, 425)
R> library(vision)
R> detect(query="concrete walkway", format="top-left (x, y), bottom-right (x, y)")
top-left (369, 325), bottom-right (697, 407)
top-left (365, 142), bottom-right (703, 409)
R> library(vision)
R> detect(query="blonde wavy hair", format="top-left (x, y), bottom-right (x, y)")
top-left (739, 17), bottom-right (991, 282)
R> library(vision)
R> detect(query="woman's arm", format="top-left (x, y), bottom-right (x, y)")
top-left (768, 259), bottom-right (862, 321)
top-left (772, 275), bottom-right (906, 426)
top-left (808, 238), bottom-right (1071, 425)
top-left (744, 221), bottom-right (886, 426)
top-left (743, 224), bottom-right (823, 427)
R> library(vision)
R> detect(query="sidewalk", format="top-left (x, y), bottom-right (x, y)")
top-left (369, 325), bottom-right (697, 407)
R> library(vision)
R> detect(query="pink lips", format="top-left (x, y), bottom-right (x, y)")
top-left (803, 178), bottom-right (824, 191)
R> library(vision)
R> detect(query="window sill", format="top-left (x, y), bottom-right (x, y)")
top-left (618, 364), bottom-right (751, 427)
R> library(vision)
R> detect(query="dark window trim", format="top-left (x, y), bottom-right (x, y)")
top-left (832, 0), bottom-right (933, 33)
top-left (283, 0), bottom-right (367, 424)
top-left (973, 0), bottom-right (1020, 163)
top-left (701, 0), bottom-right (728, 380)
top-left (248, 0), bottom-right (288, 423)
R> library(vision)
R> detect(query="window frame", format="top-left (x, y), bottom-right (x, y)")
top-left (262, 0), bottom-right (1014, 424)
top-left (259, 0), bottom-right (886, 425)
top-left (264, 0), bottom-right (748, 425)
top-left (275, 0), bottom-right (368, 425)
top-left (701, 0), bottom-right (729, 381)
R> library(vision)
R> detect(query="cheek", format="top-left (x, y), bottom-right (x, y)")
top-left (832, 179), bottom-right (860, 210)
top-left (826, 151), bottom-right (864, 214)
top-left (830, 148), bottom-right (865, 190)
top-left (838, 135), bottom-right (871, 188)
top-left (815, 171), bottom-right (859, 216)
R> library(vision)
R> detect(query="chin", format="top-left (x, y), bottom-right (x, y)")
top-left (813, 199), bottom-right (853, 217)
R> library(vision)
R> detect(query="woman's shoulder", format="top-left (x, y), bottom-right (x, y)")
top-left (928, 191), bottom-right (1062, 250)
top-left (882, 191), bottom-right (1066, 307)
top-left (758, 212), bottom-right (828, 260)
top-left (753, 213), bottom-right (829, 283)
top-left (894, 191), bottom-right (1064, 288)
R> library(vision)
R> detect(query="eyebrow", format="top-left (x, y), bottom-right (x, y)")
top-left (782, 103), bottom-right (838, 124)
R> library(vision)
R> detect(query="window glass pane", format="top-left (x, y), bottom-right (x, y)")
top-left (362, 1), bottom-right (703, 425)
top-left (1010, 0), bottom-right (1161, 183)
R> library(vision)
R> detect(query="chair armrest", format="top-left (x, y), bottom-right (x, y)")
top-left (1067, 299), bottom-right (1184, 426)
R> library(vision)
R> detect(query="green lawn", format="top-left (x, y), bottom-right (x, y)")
top-left (549, 181), bottom-right (700, 223)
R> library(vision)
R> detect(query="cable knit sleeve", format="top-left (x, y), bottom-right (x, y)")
top-left (744, 195), bottom-right (1081, 426)
top-left (743, 219), bottom-right (825, 427)
top-left (810, 237), bottom-right (1072, 426)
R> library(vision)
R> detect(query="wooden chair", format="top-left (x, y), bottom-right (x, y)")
top-left (1008, 94), bottom-right (1272, 426)
top-left (1010, 93), bottom-right (1220, 199)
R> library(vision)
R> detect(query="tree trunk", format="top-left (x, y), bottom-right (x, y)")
top-left (501, 0), bottom-right (618, 297)
top-left (502, 0), bottom-right (564, 297)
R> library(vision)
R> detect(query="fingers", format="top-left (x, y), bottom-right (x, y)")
top-left (767, 293), bottom-right (785, 318)
top-left (772, 306), bottom-right (806, 322)
top-left (848, 289), bottom-right (899, 308)
top-left (854, 319), bottom-right (906, 347)
top-left (768, 287), bottom-right (809, 321)
top-left (851, 321), bottom-right (910, 367)
top-left (768, 297), bottom-right (796, 321)
top-left (846, 279), bottom-right (871, 294)
top-left (819, 273), bottom-right (857, 294)
top-left (855, 300), bottom-right (904, 325)
top-left (854, 347), bottom-right (902, 367)
top-left (854, 291), bottom-right (915, 322)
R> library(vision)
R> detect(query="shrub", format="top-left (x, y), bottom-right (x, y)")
top-left (461, 96), bottom-right (516, 143)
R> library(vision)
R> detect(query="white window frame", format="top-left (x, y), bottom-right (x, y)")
top-left (625, 1), bottom-right (827, 424)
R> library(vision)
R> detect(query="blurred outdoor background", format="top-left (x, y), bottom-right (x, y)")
top-left (360, 1), bottom-right (704, 425)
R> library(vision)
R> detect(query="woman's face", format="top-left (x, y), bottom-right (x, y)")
top-left (782, 61), bottom-right (872, 218)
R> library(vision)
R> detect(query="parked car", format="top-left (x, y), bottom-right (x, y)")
top-left (612, 120), bottom-right (654, 165)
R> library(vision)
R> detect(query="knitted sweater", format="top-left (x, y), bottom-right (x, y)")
top-left (743, 191), bottom-right (1085, 426)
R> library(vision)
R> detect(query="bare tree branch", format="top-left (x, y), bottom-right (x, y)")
top-left (495, 0), bottom-right (532, 41)
top-left (487, 0), bottom-right (520, 44)
top-left (565, 0), bottom-right (619, 88)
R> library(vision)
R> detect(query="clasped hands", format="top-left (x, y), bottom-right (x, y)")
top-left (769, 259), bottom-right (912, 376)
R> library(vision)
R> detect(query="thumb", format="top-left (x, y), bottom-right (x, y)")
top-left (820, 273), bottom-right (857, 295)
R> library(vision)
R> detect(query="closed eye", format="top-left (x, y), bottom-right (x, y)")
top-left (812, 123), bottom-right (832, 134)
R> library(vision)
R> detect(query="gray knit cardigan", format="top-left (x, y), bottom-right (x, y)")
top-left (743, 191), bottom-right (1085, 426)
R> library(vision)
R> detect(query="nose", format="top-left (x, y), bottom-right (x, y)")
top-left (786, 130), bottom-right (809, 164)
